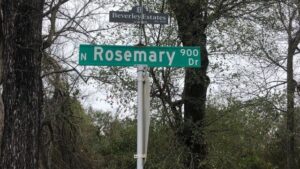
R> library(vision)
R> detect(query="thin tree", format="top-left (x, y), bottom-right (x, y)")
top-left (276, 1), bottom-right (300, 168)
top-left (235, 1), bottom-right (300, 168)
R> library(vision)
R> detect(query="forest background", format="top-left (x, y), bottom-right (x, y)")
top-left (0, 0), bottom-right (300, 169)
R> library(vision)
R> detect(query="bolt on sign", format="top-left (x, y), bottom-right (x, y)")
top-left (79, 45), bottom-right (201, 68)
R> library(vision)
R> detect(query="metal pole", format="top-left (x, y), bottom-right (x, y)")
top-left (139, 0), bottom-right (143, 44)
top-left (137, 65), bottom-right (145, 169)
top-left (143, 71), bottom-right (150, 162)
top-left (137, 1), bottom-right (144, 169)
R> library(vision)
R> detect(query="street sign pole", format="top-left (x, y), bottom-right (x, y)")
top-left (137, 1), bottom-right (145, 168)
top-left (136, 65), bottom-right (147, 169)
top-left (143, 73), bottom-right (150, 162)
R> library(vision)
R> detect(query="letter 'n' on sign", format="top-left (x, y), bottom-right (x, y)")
top-left (81, 53), bottom-right (87, 61)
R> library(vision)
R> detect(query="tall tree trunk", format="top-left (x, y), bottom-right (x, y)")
top-left (286, 42), bottom-right (297, 169)
top-left (169, 1), bottom-right (209, 169)
top-left (0, 0), bottom-right (3, 144)
top-left (0, 0), bottom-right (3, 85)
top-left (285, 6), bottom-right (300, 169)
top-left (274, 1), bottom-right (300, 168)
top-left (0, 0), bottom-right (44, 168)
top-left (0, 96), bottom-right (3, 142)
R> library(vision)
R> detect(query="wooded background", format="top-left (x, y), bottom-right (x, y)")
top-left (0, 0), bottom-right (300, 169)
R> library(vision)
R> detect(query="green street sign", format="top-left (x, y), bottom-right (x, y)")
top-left (79, 45), bottom-right (201, 67)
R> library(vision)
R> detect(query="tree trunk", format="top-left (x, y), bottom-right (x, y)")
top-left (0, 96), bottom-right (3, 142)
top-left (0, 3), bottom-right (3, 85)
top-left (285, 7), bottom-right (300, 169)
top-left (0, 0), bottom-right (44, 168)
top-left (286, 42), bottom-right (297, 169)
top-left (169, 1), bottom-right (209, 169)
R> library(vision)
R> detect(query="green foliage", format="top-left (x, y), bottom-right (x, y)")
top-left (41, 96), bottom-right (300, 169)
top-left (41, 88), bottom-right (103, 169)
top-left (145, 120), bottom-right (186, 169)
top-left (87, 109), bottom-right (187, 169)
top-left (205, 99), bottom-right (283, 169)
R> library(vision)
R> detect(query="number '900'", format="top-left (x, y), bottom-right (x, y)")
top-left (180, 49), bottom-right (199, 56)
